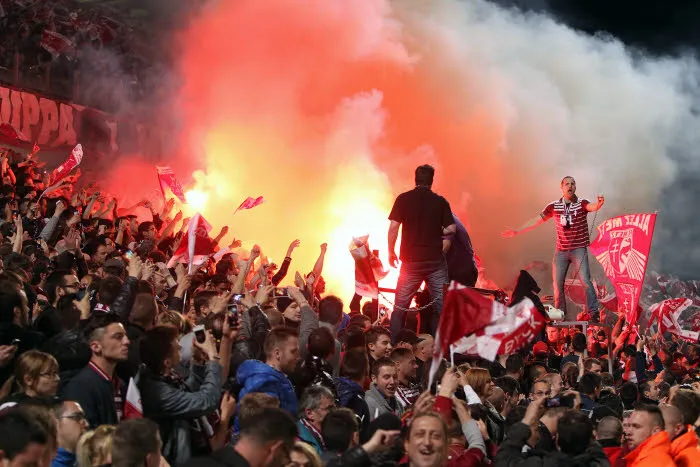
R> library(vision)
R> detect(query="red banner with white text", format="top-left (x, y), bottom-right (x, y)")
top-left (590, 213), bottom-right (657, 326)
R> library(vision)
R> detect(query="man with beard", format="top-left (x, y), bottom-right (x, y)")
top-left (503, 176), bottom-right (605, 322)
top-left (390, 348), bottom-right (420, 411)
top-left (365, 358), bottom-right (404, 421)
top-left (237, 327), bottom-right (300, 416)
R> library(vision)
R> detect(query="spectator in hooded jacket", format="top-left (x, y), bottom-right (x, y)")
top-left (236, 327), bottom-right (300, 417)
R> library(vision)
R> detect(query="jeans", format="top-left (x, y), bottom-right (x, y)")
top-left (391, 259), bottom-right (449, 340)
top-left (553, 247), bottom-right (599, 319)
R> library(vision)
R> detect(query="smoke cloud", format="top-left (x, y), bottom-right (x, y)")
top-left (99, 0), bottom-right (700, 298)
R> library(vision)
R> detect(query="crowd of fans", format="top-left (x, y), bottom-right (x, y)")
top-left (0, 0), bottom-right (159, 109)
top-left (0, 144), bottom-right (699, 467)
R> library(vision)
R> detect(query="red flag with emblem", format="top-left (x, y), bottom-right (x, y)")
top-left (428, 283), bottom-right (544, 387)
top-left (589, 213), bottom-right (657, 326)
top-left (156, 166), bottom-right (187, 204)
top-left (167, 213), bottom-right (214, 272)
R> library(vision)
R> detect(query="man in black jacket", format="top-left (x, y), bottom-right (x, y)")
top-left (183, 408), bottom-right (297, 467)
top-left (61, 314), bottom-right (130, 428)
top-left (495, 397), bottom-right (609, 467)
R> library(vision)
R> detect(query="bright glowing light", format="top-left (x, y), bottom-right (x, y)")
top-left (185, 189), bottom-right (209, 212)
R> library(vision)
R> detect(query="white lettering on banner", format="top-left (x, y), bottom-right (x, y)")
top-left (0, 84), bottom-right (117, 149)
top-left (599, 214), bottom-right (652, 236)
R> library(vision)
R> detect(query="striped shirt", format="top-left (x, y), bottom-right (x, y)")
top-left (541, 197), bottom-right (590, 251)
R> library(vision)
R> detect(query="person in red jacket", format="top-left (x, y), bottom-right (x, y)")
top-left (660, 403), bottom-right (700, 467)
top-left (596, 416), bottom-right (623, 466)
top-left (623, 405), bottom-right (675, 467)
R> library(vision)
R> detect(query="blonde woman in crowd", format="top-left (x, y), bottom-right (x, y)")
top-left (76, 425), bottom-right (116, 467)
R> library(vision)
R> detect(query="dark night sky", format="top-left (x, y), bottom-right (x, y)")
top-left (491, 0), bottom-right (700, 55)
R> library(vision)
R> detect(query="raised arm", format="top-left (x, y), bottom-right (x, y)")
top-left (311, 243), bottom-right (327, 280)
top-left (585, 194), bottom-right (605, 212)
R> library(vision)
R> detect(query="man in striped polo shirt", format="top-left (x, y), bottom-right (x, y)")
top-left (503, 176), bottom-right (605, 321)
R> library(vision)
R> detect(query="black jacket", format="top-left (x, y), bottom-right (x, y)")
top-left (61, 362), bottom-right (123, 429)
top-left (181, 445), bottom-right (250, 467)
top-left (0, 323), bottom-right (45, 386)
top-left (41, 328), bottom-right (91, 394)
top-left (495, 422), bottom-right (610, 467)
top-left (116, 322), bottom-right (147, 381)
top-left (291, 355), bottom-right (337, 401)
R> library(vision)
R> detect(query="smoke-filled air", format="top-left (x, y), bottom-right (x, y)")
top-left (110, 0), bottom-right (700, 299)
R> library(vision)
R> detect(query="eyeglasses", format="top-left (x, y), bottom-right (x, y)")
top-left (39, 372), bottom-right (60, 379)
top-left (61, 412), bottom-right (87, 422)
top-left (532, 391), bottom-right (551, 397)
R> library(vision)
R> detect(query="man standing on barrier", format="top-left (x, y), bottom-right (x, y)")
top-left (502, 176), bottom-right (605, 322)
top-left (388, 164), bottom-right (455, 339)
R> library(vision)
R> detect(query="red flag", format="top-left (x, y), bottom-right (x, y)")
top-left (48, 144), bottom-right (83, 186)
top-left (650, 298), bottom-right (699, 342)
top-left (167, 213), bottom-right (214, 272)
top-left (234, 196), bottom-right (264, 214)
top-left (156, 166), bottom-right (187, 204)
top-left (428, 283), bottom-right (544, 386)
top-left (40, 29), bottom-right (74, 58)
top-left (349, 235), bottom-right (389, 299)
top-left (123, 377), bottom-right (143, 419)
top-left (564, 278), bottom-right (596, 308)
top-left (590, 213), bottom-right (657, 326)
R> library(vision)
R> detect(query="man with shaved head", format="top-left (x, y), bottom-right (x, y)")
top-left (660, 404), bottom-right (700, 466)
top-left (624, 405), bottom-right (674, 466)
top-left (596, 416), bottom-right (623, 465)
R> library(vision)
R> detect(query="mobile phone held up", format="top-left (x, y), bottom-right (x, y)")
top-left (124, 250), bottom-right (134, 260)
top-left (227, 300), bottom-right (239, 327)
top-left (193, 325), bottom-right (206, 344)
top-left (274, 287), bottom-right (288, 297)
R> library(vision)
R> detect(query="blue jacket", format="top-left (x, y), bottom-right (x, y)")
top-left (236, 359), bottom-right (298, 415)
top-left (297, 420), bottom-right (323, 454)
top-left (51, 447), bottom-right (76, 467)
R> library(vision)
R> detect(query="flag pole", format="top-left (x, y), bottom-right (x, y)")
top-left (450, 345), bottom-right (455, 368)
